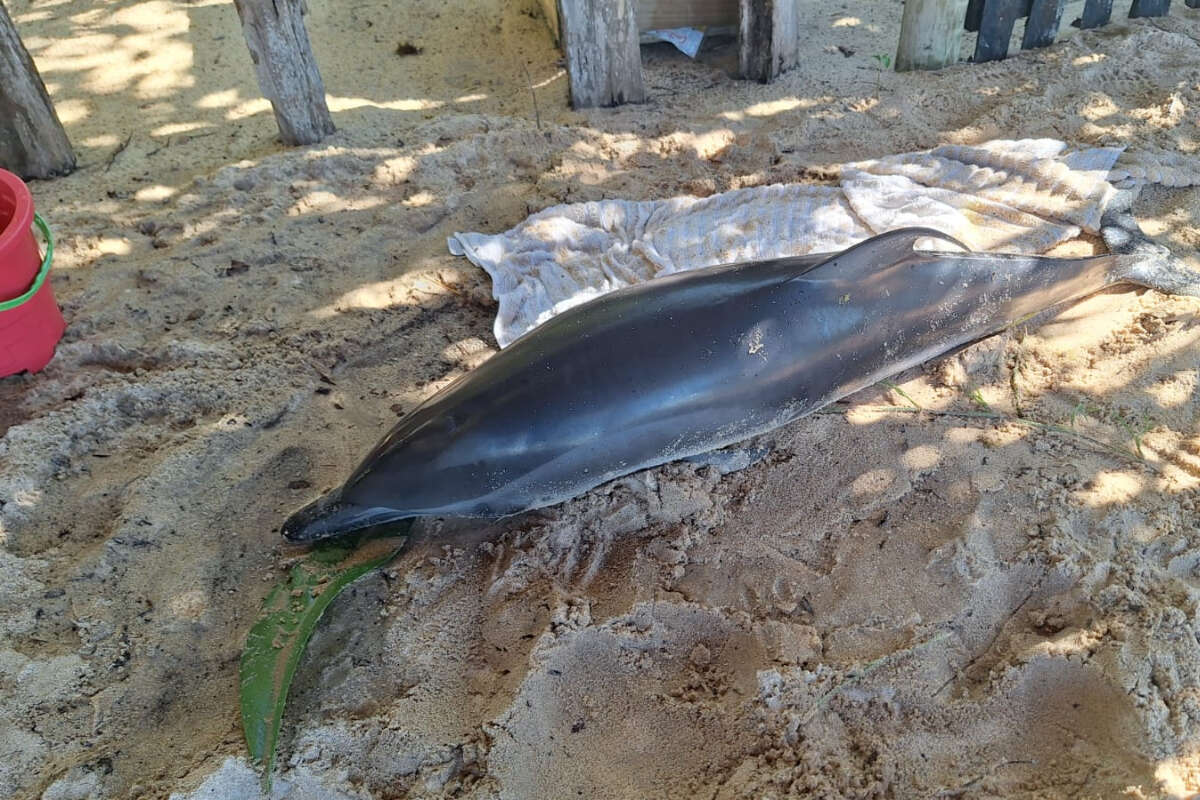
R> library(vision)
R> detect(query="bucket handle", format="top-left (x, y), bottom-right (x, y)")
top-left (0, 213), bottom-right (54, 313)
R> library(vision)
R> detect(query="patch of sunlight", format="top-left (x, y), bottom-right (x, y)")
top-left (832, 16), bottom-right (861, 27)
top-left (403, 191), bottom-right (437, 207)
top-left (1154, 756), bottom-right (1200, 798)
top-left (53, 98), bottom-right (90, 125)
top-left (309, 279), bottom-right (413, 319)
top-left (134, 185), bottom-right (177, 203)
top-left (37, 1), bottom-right (194, 100)
top-left (14, 10), bottom-right (53, 24)
top-left (196, 88), bottom-right (241, 109)
top-left (440, 337), bottom-right (493, 370)
top-left (372, 156), bottom-right (418, 186)
top-left (531, 69), bottom-right (567, 89)
top-left (1077, 470), bottom-right (1144, 507)
top-left (850, 468), bottom-right (896, 497)
top-left (1073, 53), bottom-right (1107, 65)
top-left (226, 97), bottom-right (273, 121)
top-left (902, 445), bottom-right (941, 471)
top-left (82, 133), bottom-right (122, 148)
top-left (678, 129), bottom-right (735, 159)
top-left (286, 191), bottom-right (387, 218)
top-left (720, 97), bottom-right (823, 121)
top-left (1080, 94), bottom-right (1121, 122)
top-left (1146, 370), bottom-right (1198, 408)
top-left (152, 121), bottom-right (213, 138)
top-left (454, 93), bottom-right (488, 103)
top-left (96, 237), bottom-right (132, 256)
top-left (326, 96), bottom-right (445, 113)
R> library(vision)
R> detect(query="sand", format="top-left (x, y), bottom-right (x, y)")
top-left (2, 0), bottom-right (1200, 798)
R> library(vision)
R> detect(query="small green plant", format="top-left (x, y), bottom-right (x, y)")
top-left (880, 379), bottom-right (922, 410)
top-left (240, 523), bottom-right (411, 791)
top-left (871, 53), bottom-right (892, 94)
top-left (968, 387), bottom-right (991, 412)
top-left (1115, 413), bottom-right (1155, 461)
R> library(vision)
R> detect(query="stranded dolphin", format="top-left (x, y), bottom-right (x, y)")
top-left (282, 213), bottom-right (1199, 541)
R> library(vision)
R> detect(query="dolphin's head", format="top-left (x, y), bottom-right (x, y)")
top-left (281, 487), bottom-right (409, 542)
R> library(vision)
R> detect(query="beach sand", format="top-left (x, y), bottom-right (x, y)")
top-left (3, 0), bottom-right (1200, 797)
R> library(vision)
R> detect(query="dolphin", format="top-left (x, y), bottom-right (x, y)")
top-left (282, 211), bottom-right (1199, 541)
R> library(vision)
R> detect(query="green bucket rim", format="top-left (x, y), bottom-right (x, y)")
top-left (0, 213), bottom-right (54, 313)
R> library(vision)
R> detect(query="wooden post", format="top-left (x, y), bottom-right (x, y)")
top-left (1022, 0), bottom-right (1066, 48)
top-left (1079, 0), bottom-right (1114, 27)
top-left (233, 0), bottom-right (335, 146)
top-left (895, 0), bottom-right (970, 71)
top-left (739, 0), bottom-right (800, 83)
top-left (558, 0), bottom-right (645, 107)
top-left (972, 0), bottom-right (1029, 62)
top-left (1129, 0), bottom-right (1171, 16)
top-left (0, 0), bottom-right (75, 179)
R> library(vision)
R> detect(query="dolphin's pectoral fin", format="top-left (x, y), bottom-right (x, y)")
top-left (798, 227), bottom-right (972, 282)
top-left (683, 442), bottom-right (772, 475)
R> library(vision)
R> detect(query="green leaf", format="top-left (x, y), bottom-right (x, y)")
top-left (240, 523), bottom-right (411, 791)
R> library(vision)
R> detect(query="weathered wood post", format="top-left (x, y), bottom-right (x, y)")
top-left (0, 0), bottom-right (75, 179)
top-left (556, 0), bottom-right (645, 108)
top-left (895, 0), bottom-right (970, 71)
top-left (1022, 0), bottom-right (1066, 49)
top-left (1080, 0), bottom-right (1114, 27)
top-left (739, 0), bottom-right (800, 82)
top-left (233, 0), bottom-right (335, 145)
top-left (1129, 0), bottom-right (1171, 16)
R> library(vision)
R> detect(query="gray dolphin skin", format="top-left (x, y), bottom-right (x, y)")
top-left (282, 214), bottom-right (1199, 542)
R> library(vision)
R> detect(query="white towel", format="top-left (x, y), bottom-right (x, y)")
top-left (448, 139), bottom-right (1124, 348)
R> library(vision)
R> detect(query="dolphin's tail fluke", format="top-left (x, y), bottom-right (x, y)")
top-left (281, 488), bottom-right (409, 542)
top-left (1101, 209), bottom-right (1200, 297)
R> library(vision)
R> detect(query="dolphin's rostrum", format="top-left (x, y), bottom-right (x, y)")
top-left (283, 216), bottom-right (1199, 541)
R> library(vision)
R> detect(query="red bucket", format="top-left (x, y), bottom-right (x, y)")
top-left (0, 168), bottom-right (65, 377)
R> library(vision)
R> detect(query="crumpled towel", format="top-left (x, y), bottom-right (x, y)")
top-left (448, 139), bottom-right (1124, 348)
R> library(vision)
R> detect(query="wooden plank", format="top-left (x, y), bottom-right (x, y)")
top-left (538, 0), bottom-right (560, 45)
top-left (965, 0), bottom-right (986, 31)
top-left (0, 0), bottom-right (75, 179)
top-left (896, 0), bottom-right (970, 71)
top-left (1129, 0), bottom-right (1171, 15)
top-left (558, 0), bottom-right (645, 108)
top-left (233, 0), bottom-right (335, 146)
top-left (973, 0), bottom-right (1028, 62)
top-left (739, 0), bottom-right (800, 83)
top-left (1022, 0), bottom-right (1066, 48)
top-left (636, 0), bottom-right (738, 31)
top-left (1079, 0), bottom-right (1114, 27)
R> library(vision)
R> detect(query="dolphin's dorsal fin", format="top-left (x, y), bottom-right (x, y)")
top-left (797, 227), bottom-right (972, 282)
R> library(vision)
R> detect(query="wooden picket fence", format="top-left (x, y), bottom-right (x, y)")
top-left (966, 0), bottom-right (1200, 63)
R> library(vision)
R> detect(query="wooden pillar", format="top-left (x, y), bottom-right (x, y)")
top-left (739, 0), bottom-right (800, 82)
top-left (1079, 0), bottom-right (1114, 27)
top-left (972, 0), bottom-right (1029, 63)
top-left (233, 0), bottom-right (335, 146)
top-left (558, 0), bottom-right (644, 108)
top-left (1129, 0), bottom-right (1171, 16)
top-left (895, 0), bottom-right (970, 71)
top-left (0, 0), bottom-right (75, 179)
top-left (1022, 0), bottom-right (1066, 48)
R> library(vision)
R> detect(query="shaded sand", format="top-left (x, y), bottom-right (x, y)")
top-left (3, 0), bottom-right (1200, 798)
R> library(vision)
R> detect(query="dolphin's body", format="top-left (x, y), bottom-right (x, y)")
top-left (283, 215), bottom-right (1199, 541)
